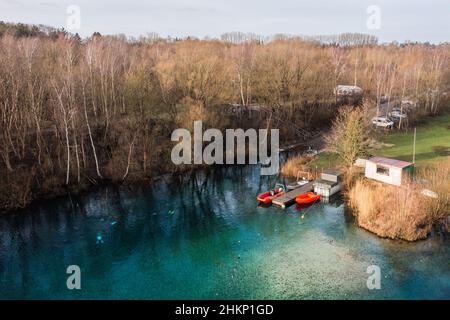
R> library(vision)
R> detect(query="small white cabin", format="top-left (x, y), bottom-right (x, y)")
top-left (365, 157), bottom-right (414, 186)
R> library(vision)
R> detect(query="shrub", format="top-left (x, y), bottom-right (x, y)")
top-left (325, 105), bottom-right (372, 168)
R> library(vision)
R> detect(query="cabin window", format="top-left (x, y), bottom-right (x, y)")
top-left (376, 165), bottom-right (389, 176)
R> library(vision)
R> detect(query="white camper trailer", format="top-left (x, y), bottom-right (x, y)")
top-left (334, 85), bottom-right (363, 97)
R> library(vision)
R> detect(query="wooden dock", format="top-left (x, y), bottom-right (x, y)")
top-left (272, 182), bottom-right (314, 208)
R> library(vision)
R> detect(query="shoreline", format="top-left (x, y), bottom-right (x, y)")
top-left (0, 139), bottom-right (313, 214)
top-left (3, 139), bottom-right (448, 245)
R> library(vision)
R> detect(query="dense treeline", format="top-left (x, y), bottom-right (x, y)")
top-left (0, 23), bottom-right (449, 210)
top-left (0, 21), bottom-right (70, 39)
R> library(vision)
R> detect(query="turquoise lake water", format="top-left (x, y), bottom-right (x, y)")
top-left (0, 165), bottom-right (449, 299)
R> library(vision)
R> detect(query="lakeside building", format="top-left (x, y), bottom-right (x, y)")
top-left (364, 156), bottom-right (414, 186)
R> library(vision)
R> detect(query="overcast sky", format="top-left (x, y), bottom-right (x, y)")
top-left (1, 0), bottom-right (449, 43)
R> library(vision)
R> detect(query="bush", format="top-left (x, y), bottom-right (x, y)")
top-left (325, 105), bottom-right (372, 167)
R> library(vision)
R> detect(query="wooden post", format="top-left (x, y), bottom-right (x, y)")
top-left (412, 127), bottom-right (417, 164)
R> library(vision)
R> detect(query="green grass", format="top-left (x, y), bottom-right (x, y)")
top-left (309, 152), bottom-right (340, 170)
top-left (375, 113), bottom-right (450, 167)
top-left (308, 112), bottom-right (450, 170)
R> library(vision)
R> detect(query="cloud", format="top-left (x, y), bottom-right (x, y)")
top-left (0, 0), bottom-right (448, 43)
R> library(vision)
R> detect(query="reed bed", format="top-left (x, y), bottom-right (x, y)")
top-left (348, 159), bottom-right (450, 241)
top-left (281, 155), bottom-right (320, 179)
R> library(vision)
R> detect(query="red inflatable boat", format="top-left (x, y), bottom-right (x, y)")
top-left (257, 187), bottom-right (285, 204)
top-left (295, 192), bottom-right (320, 205)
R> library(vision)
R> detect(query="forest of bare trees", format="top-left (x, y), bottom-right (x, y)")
top-left (0, 23), bottom-right (449, 210)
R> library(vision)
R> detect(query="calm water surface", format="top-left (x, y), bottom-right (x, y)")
top-left (0, 165), bottom-right (449, 299)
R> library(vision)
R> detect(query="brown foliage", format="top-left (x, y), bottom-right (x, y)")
top-left (0, 27), bottom-right (450, 210)
top-left (325, 105), bottom-right (372, 167)
top-left (281, 155), bottom-right (312, 177)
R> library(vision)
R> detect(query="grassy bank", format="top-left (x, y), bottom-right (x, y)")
top-left (309, 152), bottom-right (340, 171)
top-left (308, 112), bottom-right (450, 170)
top-left (375, 113), bottom-right (450, 166)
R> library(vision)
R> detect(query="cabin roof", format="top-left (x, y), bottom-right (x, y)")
top-left (368, 156), bottom-right (413, 168)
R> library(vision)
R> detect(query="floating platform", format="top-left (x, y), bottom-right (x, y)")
top-left (272, 182), bottom-right (314, 208)
top-left (313, 170), bottom-right (343, 198)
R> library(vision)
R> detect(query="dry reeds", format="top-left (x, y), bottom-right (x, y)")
top-left (418, 159), bottom-right (450, 223)
top-left (281, 155), bottom-right (319, 179)
top-left (348, 159), bottom-right (450, 241)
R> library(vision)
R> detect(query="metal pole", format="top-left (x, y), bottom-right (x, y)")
top-left (413, 127), bottom-right (417, 164)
